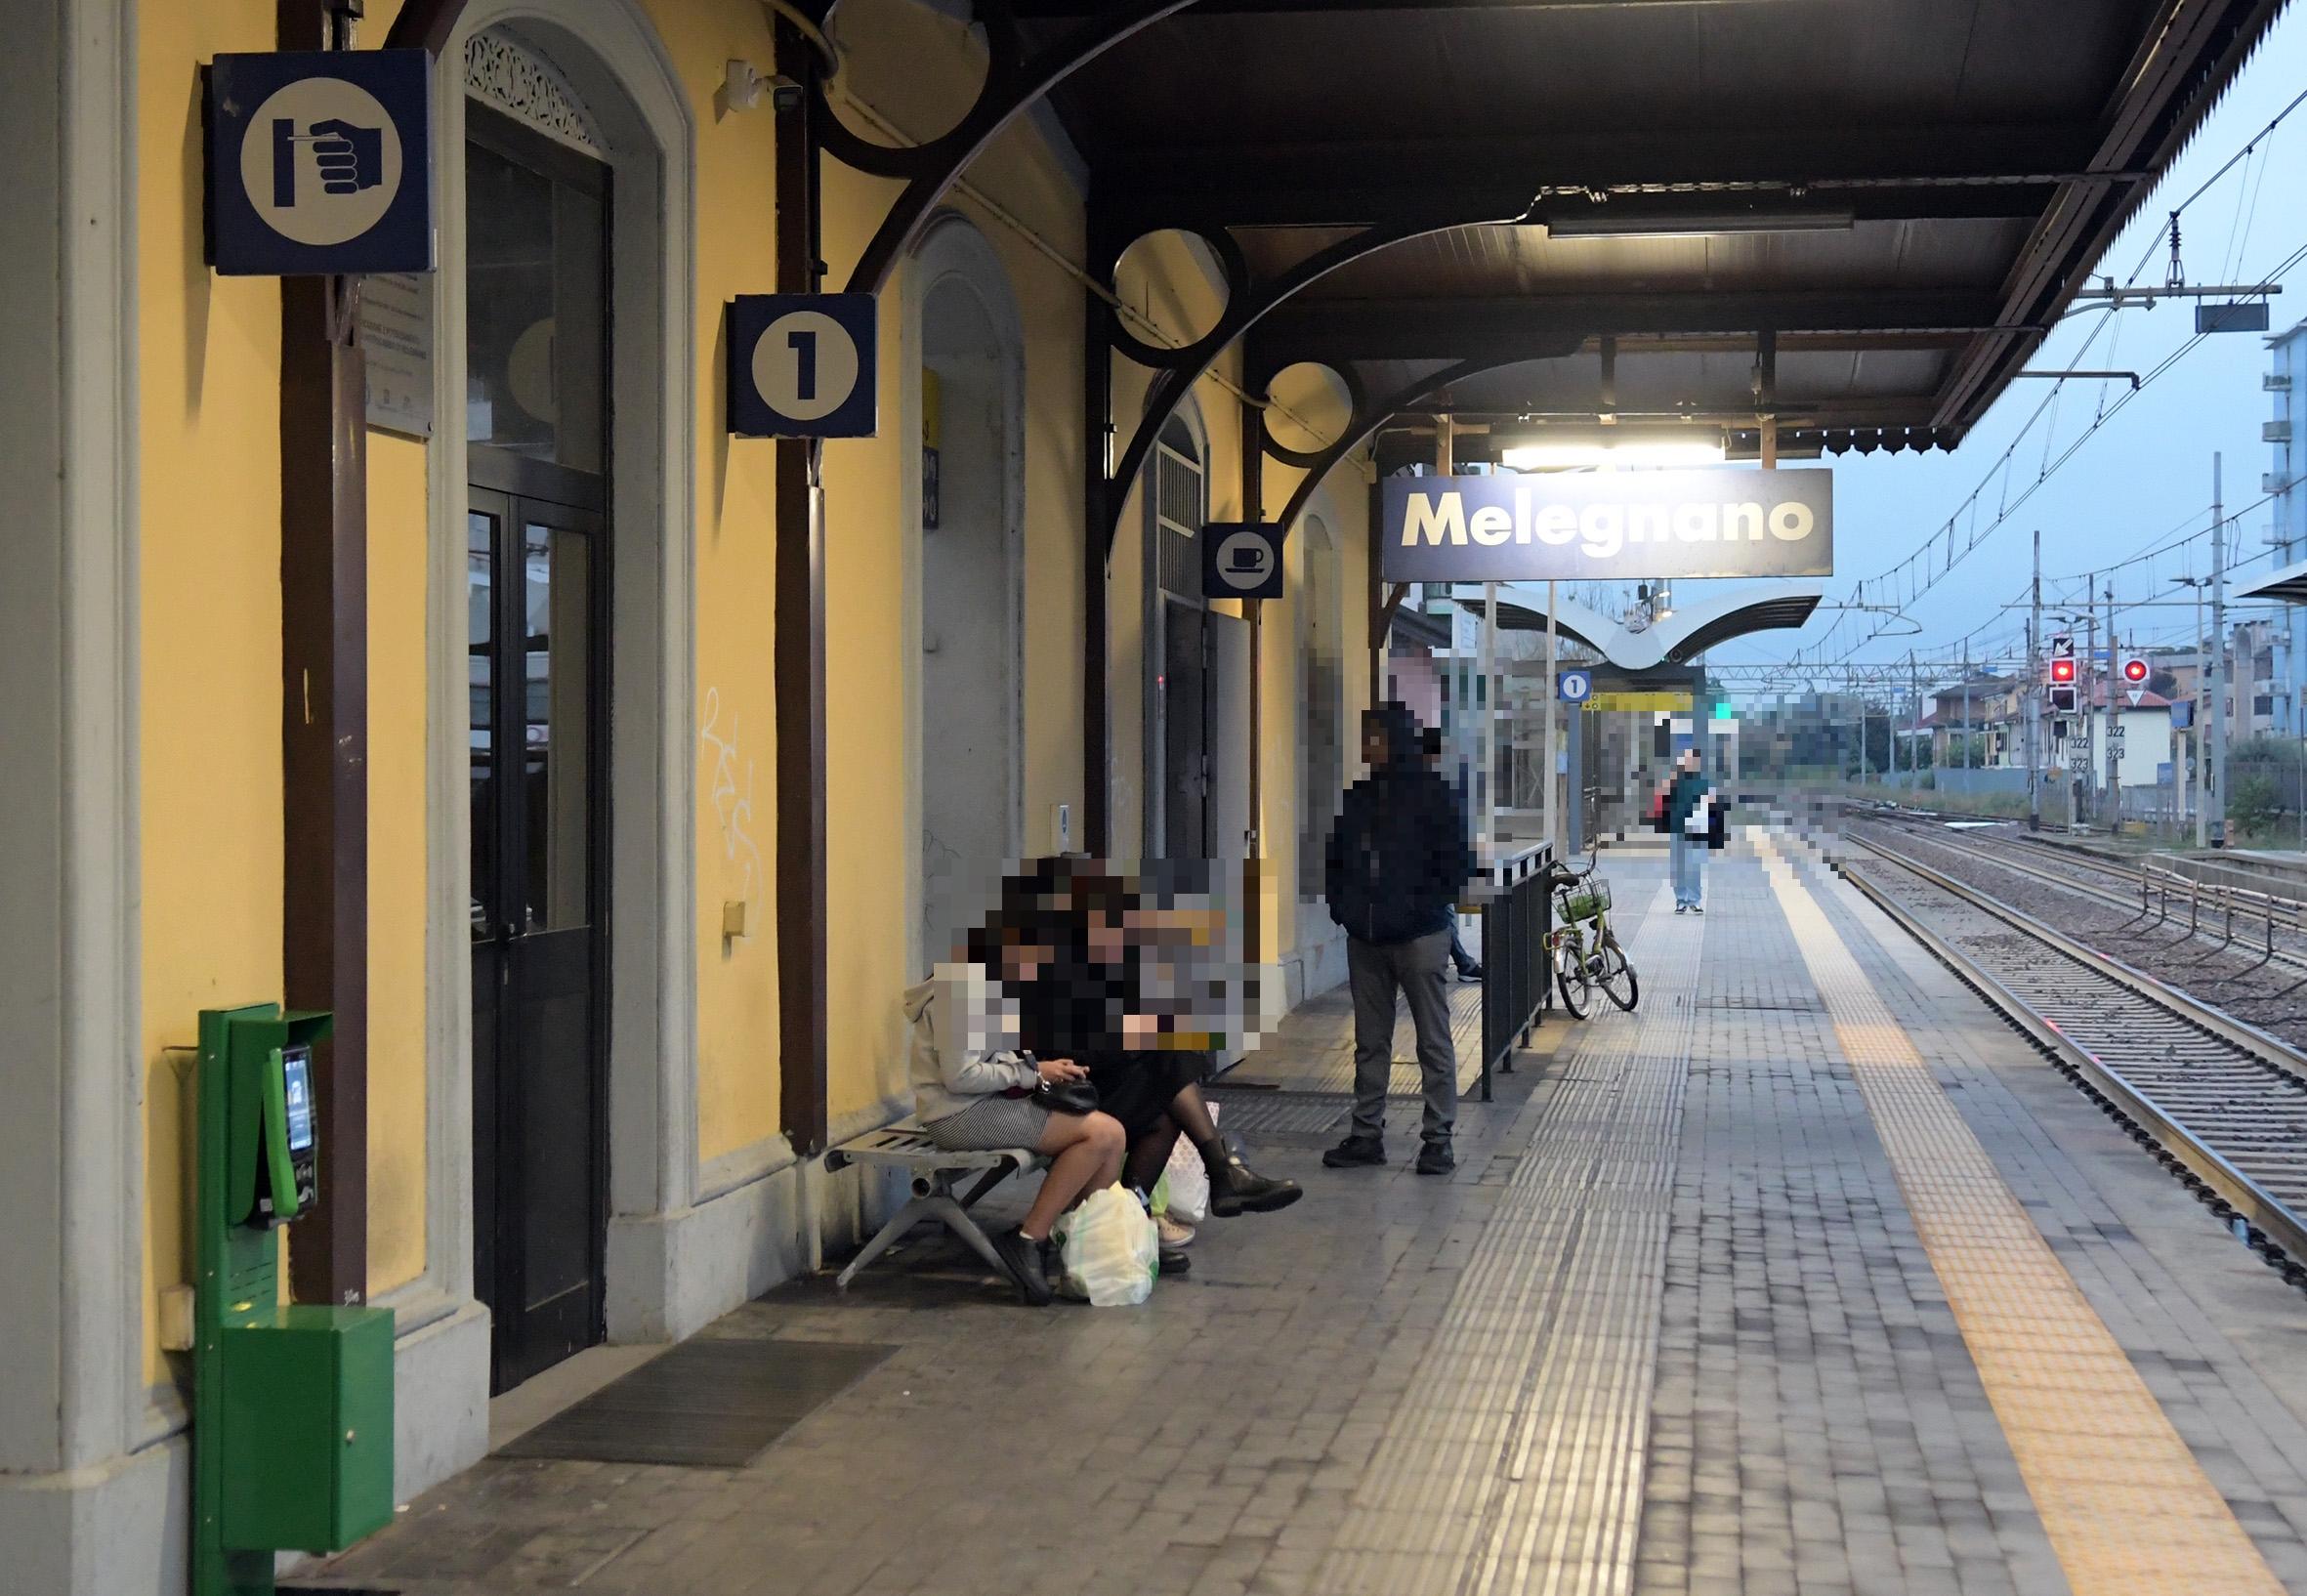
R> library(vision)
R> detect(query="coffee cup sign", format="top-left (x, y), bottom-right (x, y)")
top-left (1201, 524), bottom-right (1285, 600)
top-left (1381, 468), bottom-right (1833, 582)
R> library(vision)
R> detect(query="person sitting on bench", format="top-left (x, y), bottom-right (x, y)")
top-left (1007, 864), bottom-right (1303, 1257)
top-left (904, 938), bottom-right (1125, 1307)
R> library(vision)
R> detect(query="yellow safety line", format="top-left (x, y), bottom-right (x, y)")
top-left (1762, 837), bottom-right (2285, 1595)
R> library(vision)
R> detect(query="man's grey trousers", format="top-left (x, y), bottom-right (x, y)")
top-left (1345, 927), bottom-right (1455, 1146)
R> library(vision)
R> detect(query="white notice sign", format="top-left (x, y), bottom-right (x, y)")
top-left (361, 272), bottom-right (434, 438)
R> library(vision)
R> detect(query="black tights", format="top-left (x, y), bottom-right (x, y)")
top-left (1121, 1082), bottom-right (1224, 1194)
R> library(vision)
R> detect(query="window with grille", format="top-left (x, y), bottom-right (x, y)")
top-left (1154, 428), bottom-right (1204, 600)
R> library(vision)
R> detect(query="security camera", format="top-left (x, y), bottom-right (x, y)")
top-left (726, 61), bottom-right (806, 113)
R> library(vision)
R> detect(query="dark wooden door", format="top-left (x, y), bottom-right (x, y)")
top-left (470, 481), bottom-right (608, 1393)
top-left (1162, 598), bottom-right (1210, 859)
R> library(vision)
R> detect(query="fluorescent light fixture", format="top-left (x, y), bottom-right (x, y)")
top-left (1500, 436), bottom-right (1727, 470)
top-left (1544, 209), bottom-right (1855, 240)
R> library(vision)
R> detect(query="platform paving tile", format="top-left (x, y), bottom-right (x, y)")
top-left (1630, 845), bottom-right (2063, 1596)
top-left (302, 841), bottom-right (2307, 1595)
top-left (311, 898), bottom-right (1645, 1596)
top-left (1793, 839), bottom-right (2307, 1591)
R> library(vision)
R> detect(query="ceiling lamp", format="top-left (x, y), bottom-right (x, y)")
top-left (1499, 428), bottom-right (1727, 471)
top-left (1544, 209), bottom-right (1855, 240)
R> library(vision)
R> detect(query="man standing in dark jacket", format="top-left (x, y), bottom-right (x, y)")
top-left (1322, 704), bottom-right (1477, 1174)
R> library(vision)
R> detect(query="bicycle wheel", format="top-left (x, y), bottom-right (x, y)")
top-left (1553, 938), bottom-right (1591, 1019)
top-left (1599, 938), bottom-right (1640, 1012)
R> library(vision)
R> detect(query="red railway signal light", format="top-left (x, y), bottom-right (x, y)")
top-left (2049, 656), bottom-right (2076, 686)
top-left (2122, 656), bottom-right (2149, 686)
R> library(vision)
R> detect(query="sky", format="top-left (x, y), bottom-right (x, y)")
top-left (1505, 10), bottom-right (2307, 705)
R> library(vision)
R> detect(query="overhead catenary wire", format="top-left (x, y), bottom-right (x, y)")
top-left (1795, 87), bottom-right (2307, 669)
top-left (1806, 233), bottom-right (2307, 669)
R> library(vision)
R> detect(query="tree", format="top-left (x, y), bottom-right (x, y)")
top-left (2230, 772), bottom-right (2283, 837)
top-left (2148, 668), bottom-right (2180, 699)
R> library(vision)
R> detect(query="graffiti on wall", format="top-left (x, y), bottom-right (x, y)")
top-left (700, 688), bottom-right (764, 912)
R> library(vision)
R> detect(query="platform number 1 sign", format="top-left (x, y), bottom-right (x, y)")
top-left (728, 294), bottom-right (878, 439)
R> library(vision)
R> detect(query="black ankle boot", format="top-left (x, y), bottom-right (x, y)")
top-left (1203, 1139), bottom-right (1303, 1215)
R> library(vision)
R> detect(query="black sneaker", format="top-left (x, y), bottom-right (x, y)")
top-left (1322, 1134), bottom-right (1387, 1168)
top-left (989, 1226), bottom-right (1054, 1306)
top-left (1157, 1246), bottom-right (1192, 1278)
top-left (1416, 1142), bottom-right (1456, 1176)
top-left (1459, 963), bottom-right (1486, 982)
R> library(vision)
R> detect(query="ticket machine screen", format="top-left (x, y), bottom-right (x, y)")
top-left (282, 1047), bottom-right (315, 1152)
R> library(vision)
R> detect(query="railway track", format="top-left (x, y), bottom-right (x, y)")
top-left (1849, 813), bottom-right (2307, 986)
top-left (1860, 816), bottom-right (2140, 905)
top-left (1836, 829), bottom-right (2307, 1287)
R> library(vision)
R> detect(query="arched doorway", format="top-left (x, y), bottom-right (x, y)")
top-left (438, 10), bottom-right (696, 1394)
top-left (464, 34), bottom-right (613, 1396)
top-left (908, 219), bottom-right (1023, 974)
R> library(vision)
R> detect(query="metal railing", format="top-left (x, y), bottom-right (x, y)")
top-left (2122, 858), bottom-right (2307, 996)
top-left (1479, 842), bottom-right (1555, 1102)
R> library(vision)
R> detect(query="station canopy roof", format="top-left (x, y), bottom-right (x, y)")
top-left (2240, 556), bottom-right (2307, 605)
top-left (1020, 0), bottom-right (2284, 462)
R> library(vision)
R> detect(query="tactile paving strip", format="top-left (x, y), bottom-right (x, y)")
top-left (1230, 983), bottom-right (1489, 1096)
top-left (1765, 839), bottom-right (2288, 1596)
top-left (1317, 881), bottom-right (1696, 1596)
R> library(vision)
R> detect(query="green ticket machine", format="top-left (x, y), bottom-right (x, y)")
top-left (194, 1004), bottom-right (395, 1596)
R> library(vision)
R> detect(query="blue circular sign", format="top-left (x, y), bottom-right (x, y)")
top-left (1559, 669), bottom-right (1592, 703)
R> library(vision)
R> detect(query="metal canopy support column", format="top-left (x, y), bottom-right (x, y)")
top-left (775, 11), bottom-right (829, 1155)
top-left (1543, 580), bottom-right (1557, 860)
top-left (1084, 228), bottom-right (1118, 856)
top-left (1241, 398), bottom-right (1265, 987)
top-left (278, 0), bottom-right (367, 1308)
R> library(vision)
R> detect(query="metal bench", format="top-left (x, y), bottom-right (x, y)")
top-left (821, 1119), bottom-right (1046, 1291)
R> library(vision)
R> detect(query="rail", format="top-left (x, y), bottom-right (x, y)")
top-left (1478, 842), bottom-right (1554, 1102)
top-left (1852, 812), bottom-right (2307, 995)
top-left (1838, 831), bottom-right (2307, 1276)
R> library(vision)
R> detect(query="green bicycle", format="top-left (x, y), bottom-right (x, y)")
top-left (1545, 856), bottom-right (1639, 1019)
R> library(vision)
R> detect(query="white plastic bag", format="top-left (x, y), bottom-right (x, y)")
top-left (1161, 1101), bottom-right (1216, 1225)
top-left (1053, 1186), bottom-right (1158, 1307)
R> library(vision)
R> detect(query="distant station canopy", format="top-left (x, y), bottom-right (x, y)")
top-left (2238, 559), bottom-right (2307, 606)
top-left (1458, 586), bottom-right (1825, 672)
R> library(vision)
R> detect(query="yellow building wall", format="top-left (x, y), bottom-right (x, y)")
top-left (816, 0), bottom-right (1092, 1129)
top-left (137, 0), bottom-right (285, 1390)
top-left (367, 431), bottom-right (429, 1295)
top-left (636, 0), bottom-right (789, 1166)
top-left (131, 0), bottom-right (1380, 1378)
top-left (1257, 467), bottom-right (1375, 970)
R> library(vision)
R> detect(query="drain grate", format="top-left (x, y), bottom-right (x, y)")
top-left (494, 1337), bottom-right (893, 1469)
top-left (1208, 1090), bottom-right (1352, 1148)
top-left (1206, 1090), bottom-right (1352, 1141)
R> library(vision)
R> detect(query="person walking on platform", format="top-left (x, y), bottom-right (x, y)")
top-left (1659, 746), bottom-right (1719, 913)
top-left (1323, 705), bottom-right (1477, 1175)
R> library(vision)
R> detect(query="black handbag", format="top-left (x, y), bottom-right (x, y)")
top-left (1026, 1054), bottom-right (1101, 1115)
top-left (1033, 1078), bottom-right (1101, 1115)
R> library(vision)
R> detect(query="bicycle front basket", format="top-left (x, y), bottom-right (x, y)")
top-left (1560, 881), bottom-right (1611, 923)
